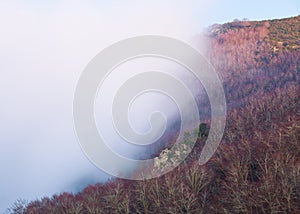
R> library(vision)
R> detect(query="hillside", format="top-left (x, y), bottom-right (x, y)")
top-left (203, 15), bottom-right (300, 110)
top-left (7, 16), bottom-right (300, 214)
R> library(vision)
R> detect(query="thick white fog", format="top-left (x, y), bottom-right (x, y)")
top-left (1, 0), bottom-right (299, 212)
top-left (0, 0), bottom-right (213, 212)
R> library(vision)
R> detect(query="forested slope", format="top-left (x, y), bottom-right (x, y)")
top-left (8, 15), bottom-right (300, 214)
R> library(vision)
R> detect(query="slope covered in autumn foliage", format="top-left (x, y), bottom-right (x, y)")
top-left (7, 16), bottom-right (300, 214)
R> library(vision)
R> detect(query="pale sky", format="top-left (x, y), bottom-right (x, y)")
top-left (0, 0), bottom-right (299, 212)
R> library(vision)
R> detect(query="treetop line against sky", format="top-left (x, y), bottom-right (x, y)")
top-left (7, 0), bottom-right (300, 25)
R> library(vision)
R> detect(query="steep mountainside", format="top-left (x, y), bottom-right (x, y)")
top-left (7, 16), bottom-right (300, 214)
top-left (203, 15), bottom-right (300, 110)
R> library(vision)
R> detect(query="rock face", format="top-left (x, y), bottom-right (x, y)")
top-left (153, 132), bottom-right (196, 171)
